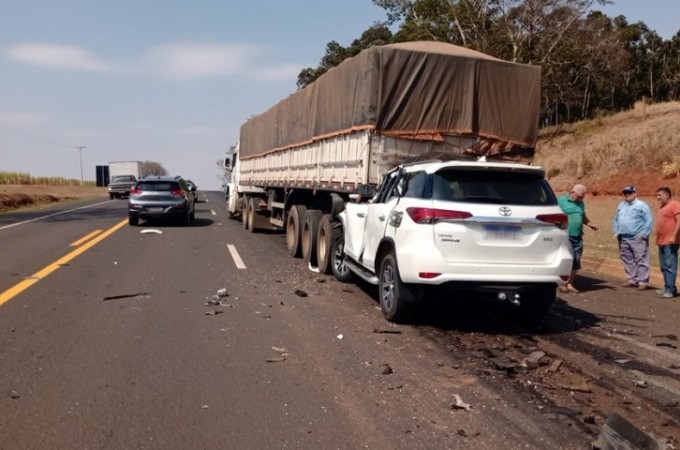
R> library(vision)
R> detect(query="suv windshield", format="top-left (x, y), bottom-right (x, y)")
top-left (431, 169), bottom-right (556, 205)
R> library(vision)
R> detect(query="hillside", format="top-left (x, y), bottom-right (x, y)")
top-left (536, 101), bottom-right (680, 196)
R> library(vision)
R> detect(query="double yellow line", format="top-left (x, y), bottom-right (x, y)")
top-left (0, 219), bottom-right (128, 307)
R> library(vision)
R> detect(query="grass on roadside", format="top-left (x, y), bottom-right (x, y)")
top-left (0, 171), bottom-right (96, 187)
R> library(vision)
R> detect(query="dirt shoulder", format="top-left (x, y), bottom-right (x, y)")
top-left (0, 185), bottom-right (107, 213)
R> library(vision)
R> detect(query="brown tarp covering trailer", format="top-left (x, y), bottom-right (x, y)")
top-left (239, 41), bottom-right (541, 160)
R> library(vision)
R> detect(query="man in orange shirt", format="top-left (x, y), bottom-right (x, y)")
top-left (655, 187), bottom-right (680, 298)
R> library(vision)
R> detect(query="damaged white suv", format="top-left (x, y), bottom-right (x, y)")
top-left (331, 158), bottom-right (573, 323)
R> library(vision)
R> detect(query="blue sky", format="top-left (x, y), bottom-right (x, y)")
top-left (1, 1), bottom-right (677, 189)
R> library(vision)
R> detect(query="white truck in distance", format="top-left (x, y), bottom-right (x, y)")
top-left (226, 41), bottom-right (572, 323)
top-left (108, 161), bottom-right (142, 199)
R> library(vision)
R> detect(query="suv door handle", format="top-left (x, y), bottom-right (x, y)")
top-left (378, 215), bottom-right (386, 221)
top-left (357, 212), bottom-right (366, 218)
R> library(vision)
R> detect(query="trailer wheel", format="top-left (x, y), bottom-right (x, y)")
top-left (302, 210), bottom-right (323, 266)
top-left (286, 205), bottom-right (307, 258)
top-left (247, 197), bottom-right (259, 233)
top-left (242, 196), bottom-right (251, 230)
top-left (330, 227), bottom-right (352, 283)
top-left (316, 214), bottom-right (336, 274)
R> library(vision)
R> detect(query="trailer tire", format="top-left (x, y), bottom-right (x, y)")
top-left (247, 197), bottom-right (259, 233)
top-left (286, 205), bottom-right (307, 258)
top-left (302, 210), bottom-right (323, 266)
top-left (316, 214), bottom-right (335, 274)
top-left (242, 196), bottom-right (251, 230)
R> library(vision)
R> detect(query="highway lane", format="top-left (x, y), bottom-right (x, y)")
top-left (4, 191), bottom-right (673, 448)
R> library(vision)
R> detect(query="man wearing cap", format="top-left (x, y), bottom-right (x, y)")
top-left (612, 185), bottom-right (654, 290)
top-left (654, 186), bottom-right (680, 298)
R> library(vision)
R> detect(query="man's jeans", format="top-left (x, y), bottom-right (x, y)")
top-left (658, 244), bottom-right (679, 294)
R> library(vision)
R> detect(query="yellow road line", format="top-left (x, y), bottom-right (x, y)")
top-left (0, 219), bottom-right (128, 307)
top-left (70, 229), bottom-right (103, 247)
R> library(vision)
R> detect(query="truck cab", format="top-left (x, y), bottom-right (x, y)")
top-left (108, 175), bottom-right (138, 199)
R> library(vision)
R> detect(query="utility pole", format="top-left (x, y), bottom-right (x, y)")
top-left (76, 146), bottom-right (86, 186)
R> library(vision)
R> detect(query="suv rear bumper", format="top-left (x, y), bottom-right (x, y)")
top-left (395, 241), bottom-right (572, 285)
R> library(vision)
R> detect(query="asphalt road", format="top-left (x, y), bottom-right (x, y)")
top-left (0, 191), bottom-right (678, 449)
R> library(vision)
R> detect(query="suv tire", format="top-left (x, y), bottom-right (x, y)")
top-left (128, 214), bottom-right (139, 226)
top-left (330, 227), bottom-right (352, 282)
top-left (379, 251), bottom-right (419, 323)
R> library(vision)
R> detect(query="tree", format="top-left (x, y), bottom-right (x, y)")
top-left (140, 161), bottom-right (167, 177)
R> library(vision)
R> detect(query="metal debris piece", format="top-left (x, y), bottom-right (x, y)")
top-left (294, 289), bottom-right (308, 297)
top-left (615, 359), bottom-right (632, 365)
top-left (381, 364), bottom-right (394, 375)
top-left (8, 389), bottom-right (20, 399)
top-left (217, 288), bottom-right (229, 298)
top-left (372, 328), bottom-right (403, 335)
top-left (140, 229), bottom-right (162, 234)
top-left (205, 310), bottom-right (224, 316)
top-left (103, 292), bottom-right (148, 301)
top-left (451, 394), bottom-right (471, 412)
top-left (592, 412), bottom-right (664, 450)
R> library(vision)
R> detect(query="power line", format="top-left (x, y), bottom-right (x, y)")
top-left (0, 121), bottom-right (74, 149)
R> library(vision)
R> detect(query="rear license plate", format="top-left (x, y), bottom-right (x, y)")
top-left (483, 225), bottom-right (521, 240)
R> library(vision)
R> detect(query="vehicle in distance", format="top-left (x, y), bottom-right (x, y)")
top-left (331, 158), bottom-right (573, 323)
top-left (128, 176), bottom-right (196, 226)
top-left (108, 175), bottom-right (137, 199)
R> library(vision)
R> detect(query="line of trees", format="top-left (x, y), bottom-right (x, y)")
top-left (297, 0), bottom-right (680, 125)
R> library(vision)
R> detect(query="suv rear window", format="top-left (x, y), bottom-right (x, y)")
top-left (137, 181), bottom-right (180, 191)
top-left (432, 169), bottom-right (556, 205)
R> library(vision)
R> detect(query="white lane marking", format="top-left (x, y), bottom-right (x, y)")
top-left (227, 244), bottom-right (246, 269)
top-left (0, 200), bottom-right (113, 231)
top-left (210, 210), bottom-right (216, 216)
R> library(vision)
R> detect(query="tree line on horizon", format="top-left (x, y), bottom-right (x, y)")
top-left (297, 0), bottom-right (680, 126)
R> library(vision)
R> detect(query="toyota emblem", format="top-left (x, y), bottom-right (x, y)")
top-left (498, 206), bottom-right (512, 217)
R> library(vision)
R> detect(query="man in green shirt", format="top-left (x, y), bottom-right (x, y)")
top-left (557, 184), bottom-right (599, 293)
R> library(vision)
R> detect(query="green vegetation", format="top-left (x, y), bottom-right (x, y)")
top-left (0, 171), bottom-right (96, 187)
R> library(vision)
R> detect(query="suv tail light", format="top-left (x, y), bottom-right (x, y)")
top-left (130, 188), bottom-right (142, 195)
top-left (170, 189), bottom-right (185, 197)
top-left (536, 213), bottom-right (568, 229)
top-left (406, 207), bottom-right (472, 224)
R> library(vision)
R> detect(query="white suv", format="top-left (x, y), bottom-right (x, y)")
top-left (331, 158), bottom-right (573, 323)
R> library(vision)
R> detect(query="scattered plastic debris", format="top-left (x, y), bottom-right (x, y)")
top-left (8, 389), bottom-right (20, 399)
top-left (217, 288), bottom-right (228, 298)
top-left (272, 347), bottom-right (288, 353)
top-left (266, 356), bottom-right (286, 363)
top-left (615, 359), bottom-right (632, 365)
top-left (451, 394), bottom-right (471, 412)
top-left (633, 380), bottom-right (648, 388)
top-left (336, 334), bottom-right (344, 340)
top-left (205, 310), bottom-right (224, 316)
top-left (140, 229), bottom-right (162, 234)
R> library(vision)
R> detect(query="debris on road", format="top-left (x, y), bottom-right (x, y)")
top-left (656, 342), bottom-right (678, 349)
top-left (103, 292), bottom-right (148, 301)
top-left (140, 229), bottom-right (162, 234)
top-left (205, 310), bottom-right (224, 316)
top-left (294, 289), bottom-right (308, 297)
top-left (615, 359), bottom-right (632, 365)
top-left (381, 364), bottom-right (394, 375)
top-left (308, 263), bottom-right (320, 273)
top-left (372, 328), bottom-right (403, 335)
top-left (451, 394), bottom-right (471, 412)
top-left (651, 333), bottom-right (678, 341)
top-left (547, 359), bottom-right (563, 373)
top-left (633, 380), bottom-right (648, 388)
top-left (336, 334), bottom-right (344, 340)
top-left (592, 413), bottom-right (664, 450)
top-left (272, 347), bottom-right (288, 353)
top-left (8, 389), bottom-right (20, 399)
top-left (217, 288), bottom-right (229, 298)
top-left (266, 356), bottom-right (286, 363)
